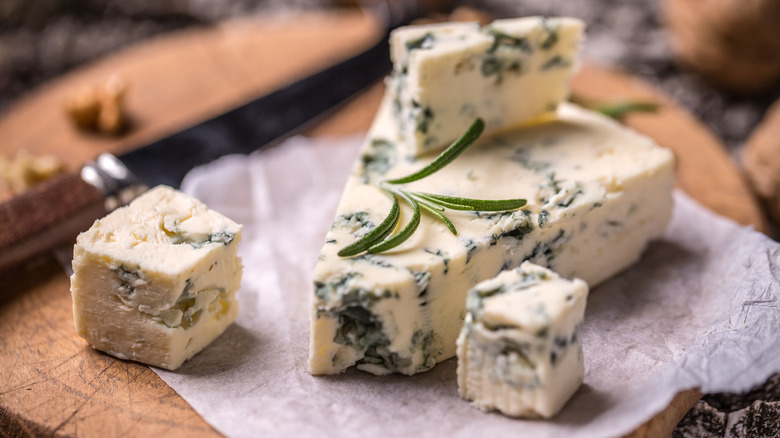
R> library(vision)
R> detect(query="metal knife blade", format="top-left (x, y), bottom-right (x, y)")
top-left (0, 1), bottom-right (428, 271)
top-left (119, 31), bottom-right (392, 189)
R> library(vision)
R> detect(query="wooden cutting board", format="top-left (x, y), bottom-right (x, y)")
top-left (0, 10), bottom-right (768, 437)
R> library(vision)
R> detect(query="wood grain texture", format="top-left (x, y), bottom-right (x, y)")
top-left (0, 10), bottom-right (766, 438)
top-left (0, 259), bottom-right (218, 437)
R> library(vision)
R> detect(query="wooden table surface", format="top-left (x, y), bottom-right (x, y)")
top-left (0, 10), bottom-right (768, 437)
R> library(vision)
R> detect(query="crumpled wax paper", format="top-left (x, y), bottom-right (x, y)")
top-left (153, 135), bottom-right (780, 438)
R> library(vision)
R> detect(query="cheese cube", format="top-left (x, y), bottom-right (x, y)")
top-left (388, 16), bottom-right (584, 157)
top-left (70, 185), bottom-right (242, 370)
top-left (456, 262), bottom-right (587, 418)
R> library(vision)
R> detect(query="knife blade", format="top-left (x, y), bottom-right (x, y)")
top-left (119, 26), bottom-right (395, 189)
top-left (0, 1), bottom-right (430, 272)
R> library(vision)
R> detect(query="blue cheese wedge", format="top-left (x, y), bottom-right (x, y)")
top-left (456, 262), bottom-right (587, 418)
top-left (388, 16), bottom-right (584, 157)
top-left (309, 98), bottom-right (674, 376)
top-left (70, 185), bottom-right (242, 370)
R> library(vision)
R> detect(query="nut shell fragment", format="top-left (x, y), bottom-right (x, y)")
top-left (661, 0), bottom-right (780, 93)
top-left (64, 74), bottom-right (128, 135)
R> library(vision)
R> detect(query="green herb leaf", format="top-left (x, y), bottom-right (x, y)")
top-left (418, 202), bottom-right (458, 235)
top-left (412, 192), bottom-right (475, 211)
top-left (337, 193), bottom-right (400, 257)
top-left (406, 191), bottom-right (444, 211)
top-left (570, 94), bottom-right (658, 120)
top-left (407, 192), bottom-right (458, 235)
top-left (416, 192), bottom-right (527, 211)
top-left (384, 118), bottom-right (485, 184)
top-left (368, 192), bottom-right (421, 254)
top-left (592, 101), bottom-right (658, 119)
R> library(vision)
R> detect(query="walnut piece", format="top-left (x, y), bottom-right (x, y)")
top-left (0, 150), bottom-right (66, 201)
top-left (661, 0), bottom-right (780, 93)
top-left (64, 74), bottom-right (128, 135)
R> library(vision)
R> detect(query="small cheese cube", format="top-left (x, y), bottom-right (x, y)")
top-left (456, 261), bottom-right (587, 418)
top-left (388, 16), bottom-right (584, 157)
top-left (70, 185), bottom-right (242, 370)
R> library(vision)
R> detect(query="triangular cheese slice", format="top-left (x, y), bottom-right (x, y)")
top-left (308, 17), bottom-right (675, 376)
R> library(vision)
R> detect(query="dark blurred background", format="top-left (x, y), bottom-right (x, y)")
top-left (1, 0), bottom-right (779, 153)
top-left (1, 0), bottom-right (778, 435)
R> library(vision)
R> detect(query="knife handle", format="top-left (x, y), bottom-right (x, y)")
top-left (0, 171), bottom-right (106, 272)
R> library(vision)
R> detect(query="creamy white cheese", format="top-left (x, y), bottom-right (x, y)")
top-left (70, 185), bottom-right (242, 370)
top-left (308, 97), bottom-right (675, 376)
top-left (388, 16), bottom-right (584, 157)
top-left (456, 261), bottom-right (587, 418)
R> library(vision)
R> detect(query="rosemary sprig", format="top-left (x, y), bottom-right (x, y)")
top-left (591, 101), bottom-right (658, 119)
top-left (338, 118), bottom-right (527, 257)
top-left (570, 94), bottom-right (659, 120)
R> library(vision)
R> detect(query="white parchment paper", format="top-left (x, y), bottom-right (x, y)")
top-left (154, 136), bottom-right (780, 438)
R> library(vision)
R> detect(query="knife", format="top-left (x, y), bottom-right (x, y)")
top-left (0, 1), bottom-right (433, 272)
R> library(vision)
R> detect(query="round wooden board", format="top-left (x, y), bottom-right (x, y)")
top-left (0, 10), bottom-right (768, 438)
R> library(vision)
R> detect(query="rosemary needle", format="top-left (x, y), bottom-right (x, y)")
top-left (337, 193), bottom-right (400, 257)
top-left (367, 191), bottom-right (420, 254)
top-left (384, 118), bottom-right (485, 185)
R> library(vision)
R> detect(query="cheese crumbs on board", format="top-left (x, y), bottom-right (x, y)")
top-left (70, 185), bottom-right (242, 370)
